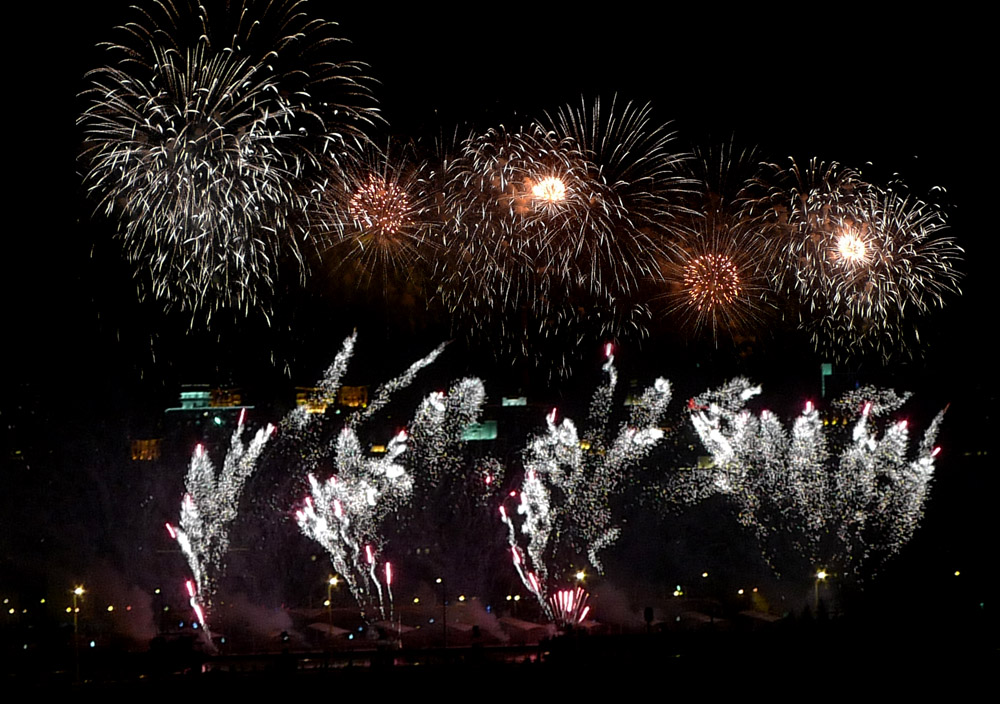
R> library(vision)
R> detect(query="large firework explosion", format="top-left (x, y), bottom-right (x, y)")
top-left (166, 409), bottom-right (275, 637)
top-left (687, 378), bottom-right (945, 577)
top-left (436, 99), bottom-right (686, 377)
top-left (79, 0), bottom-right (378, 322)
top-left (290, 333), bottom-right (486, 622)
top-left (500, 345), bottom-right (671, 622)
top-left (753, 158), bottom-right (963, 360)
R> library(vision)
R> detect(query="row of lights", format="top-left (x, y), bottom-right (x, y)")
top-left (5, 568), bottom-right (970, 619)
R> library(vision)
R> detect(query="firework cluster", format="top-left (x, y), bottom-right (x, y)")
top-left (157, 339), bottom-right (949, 634)
top-left (500, 345), bottom-right (671, 619)
top-left (686, 379), bottom-right (945, 576)
top-left (289, 333), bottom-right (486, 623)
top-left (165, 333), bottom-right (485, 632)
top-left (79, 3), bottom-right (963, 368)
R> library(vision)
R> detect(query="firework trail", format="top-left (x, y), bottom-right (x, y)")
top-left (437, 98), bottom-right (687, 378)
top-left (166, 409), bottom-right (275, 638)
top-left (687, 378), bottom-right (945, 577)
top-left (79, 0), bottom-right (378, 322)
top-left (752, 158), bottom-right (962, 360)
top-left (291, 333), bottom-right (485, 622)
top-left (500, 344), bottom-right (671, 621)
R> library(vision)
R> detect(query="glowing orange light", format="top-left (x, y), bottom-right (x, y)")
top-left (684, 254), bottom-right (741, 311)
top-left (836, 231), bottom-right (867, 264)
top-left (349, 174), bottom-right (411, 235)
top-left (531, 176), bottom-right (566, 203)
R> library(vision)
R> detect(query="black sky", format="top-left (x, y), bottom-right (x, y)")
top-left (3, 2), bottom-right (993, 611)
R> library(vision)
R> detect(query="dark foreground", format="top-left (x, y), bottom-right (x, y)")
top-left (9, 617), bottom-right (996, 694)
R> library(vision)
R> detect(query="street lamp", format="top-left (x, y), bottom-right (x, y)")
top-left (72, 586), bottom-right (84, 682)
top-left (436, 577), bottom-right (447, 650)
top-left (814, 570), bottom-right (827, 612)
top-left (326, 576), bottom-right (339, 643)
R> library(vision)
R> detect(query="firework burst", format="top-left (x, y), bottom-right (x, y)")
top-left (688, 378), bottom-right (945, 577)
top-left (317, 141), bottom-right (441, 295)
top-left (437, 99), bottom-right (686, 377)
top-left (657, 214), bottom-right (774, 341)
top-left (654, 141), bottom-right (776, 342)
top-left (79, 0), bottom-right (378, 322)
top-left (754, 158), bottom-right (962, 359)
top-left (500, 345), bottom-right (671, 621)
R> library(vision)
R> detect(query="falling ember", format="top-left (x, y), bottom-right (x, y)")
top-left (365, 544), bottom-right (374, 565)
top-left (684, 254), bottom-right (741, 311)
top-left (185, 580), bottom-right (196, 598)
top-left (531, 176), bottom-right (567, 203)
top-left (605, 342), bottom-right (613, 358)
top-left (836, 231), bottom-right (867, 264)
top-left (385, 562), bottom-right (393, 585)
top-left (348, 174), bottom-right (411, 236)
top-left (165, 522), bottom-right (176, 539)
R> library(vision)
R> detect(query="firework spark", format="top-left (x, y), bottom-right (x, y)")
top-left (688, 378), bottom-right (945, 577)
top-left (168, 410), bottom-right (275, 637)
top-left (79, 0), bottom-right (378, 321)
top-left (754, 158), bottom-right (962, 359)
top-left (500, 345), bottom-right (671, 621)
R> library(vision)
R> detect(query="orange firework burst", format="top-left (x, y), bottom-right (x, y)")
top-left (684, 253), bottom-right (742, 311)
top-left (348, 174), bottom-right (412, 236)
top-left (658, 218), bottom-right (773, 342)
top-left (318, 142), bottom-right (438, 293)
top-left (655, 141), bottom-right (775, 343)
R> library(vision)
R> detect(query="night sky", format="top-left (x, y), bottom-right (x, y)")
top-left (3, 1), bottom-right (993, 647)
